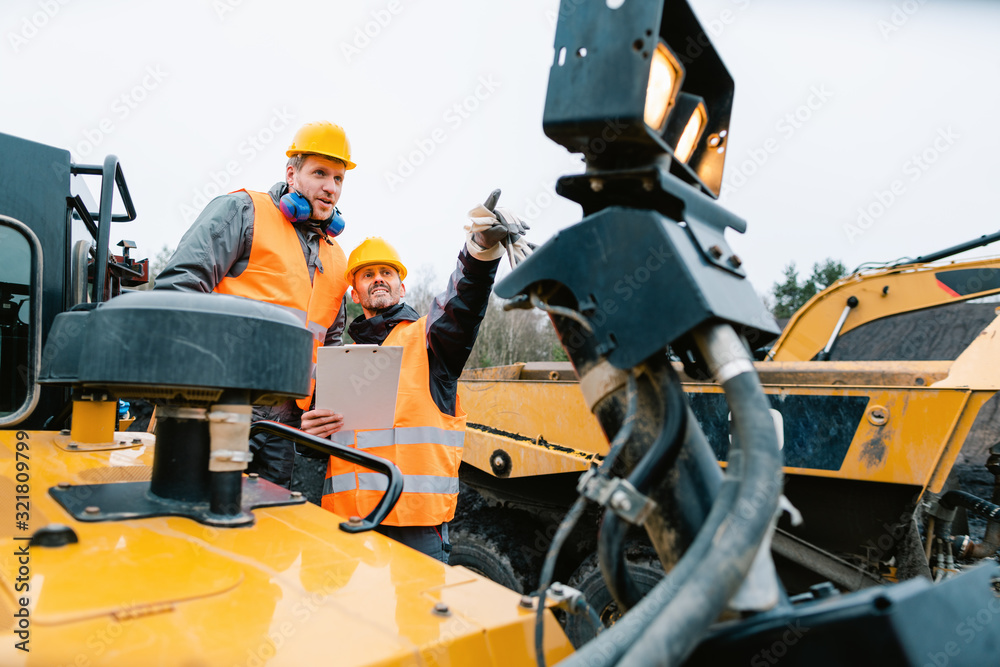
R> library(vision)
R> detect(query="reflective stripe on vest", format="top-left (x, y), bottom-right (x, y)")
top-left (214, 190), bottom-right (348, 409)
top-left (321, 318), bottom-right (467, 527)
top-left (323, 473), bottom-right (460, 496)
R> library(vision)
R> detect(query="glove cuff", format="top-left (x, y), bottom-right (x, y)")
top-left (466, 236), bottom-right (506, 261)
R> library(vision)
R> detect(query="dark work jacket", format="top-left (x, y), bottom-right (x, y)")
top-left (347, 247), bottom-right (499, 416)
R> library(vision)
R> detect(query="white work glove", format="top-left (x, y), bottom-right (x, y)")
top-left (465, 204), bottom-right (534, 268)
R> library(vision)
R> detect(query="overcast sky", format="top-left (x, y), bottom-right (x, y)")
top-left (3, 0), bottom-right (999, 299)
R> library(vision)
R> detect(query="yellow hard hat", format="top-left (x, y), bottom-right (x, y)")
top-left (286, 121), bottom-right (356, 170)
top-left (345, 237), bottom-right (407, 282)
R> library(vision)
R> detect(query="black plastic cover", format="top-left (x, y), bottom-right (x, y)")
top-left (688, 562), bottom-right (1000, 666)
top-left (39, 291), bottom-right (312, 401)
top-left (494, 206), bottom-right (778, 369)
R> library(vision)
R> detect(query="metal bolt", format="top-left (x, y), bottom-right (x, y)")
top-left (589, 178), bottom-right (604, 192)
top-left (492, 455), bottom-right (504, 468)
top-left (729, 254), bottom-right (743, 268)
top-left (708, 245), bottom-right (723, 259)
top-left (432, 602), bottom-right (451, 616)
top-left (84, 506), bottom-right (100, 515)
top-left (519, 595), bottom-right (535, 609)
top-left (290, 491), bottom-right (303, 499)
top-left (67, 443), bottom-right (78, 449)
top-left (131, 438), bottom-right (142, 444)
top-left (57, 482), bottom-right (71, 489)
top-left (610, 490), bottom-right (632, 512)
top-left (60, 429), bottom-right (71, 436)
top-left (347, 515), bottom-right (363, 527)
top-left (550, 583), bottom-right (564, 595)
top-left (642, 178), bottom-right (655, 192)
top-left (868, 406), bottom-right (889, 426)
top-left (247, 473), bottom-right (259, 480)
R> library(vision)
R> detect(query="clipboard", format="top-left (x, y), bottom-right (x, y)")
top-left (315, 345), bottom-right (404, 432)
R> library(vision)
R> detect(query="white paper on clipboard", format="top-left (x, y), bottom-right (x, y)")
top-left (315, 345), bottom-right (404, 432)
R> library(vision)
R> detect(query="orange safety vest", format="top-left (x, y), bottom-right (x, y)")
top-left (215, 190), bottom-right (348, 410)
top-left (321, 318), bottom-right (467, 526)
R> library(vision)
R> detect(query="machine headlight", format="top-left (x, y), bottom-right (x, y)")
top-left (644, 42), bottom-right (683, 132)
top-left (668, 95), bottom-right (708, 163)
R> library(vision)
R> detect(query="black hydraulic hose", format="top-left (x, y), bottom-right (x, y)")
top-left (561, 356), bottom-right (780, 666)
top-left (598, 362), bottom-right (688, 612)
top-left (939, 490), bottom-right (1000, 522)
top-left (534, 373), bottom-right (639, 667)
top-left (618, 370), bottom-right (782, 666)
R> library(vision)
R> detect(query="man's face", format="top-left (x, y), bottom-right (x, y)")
top-left (351, 264), bottom-right (405, 315)
top-left (286, 154), bottom-right (346, 221)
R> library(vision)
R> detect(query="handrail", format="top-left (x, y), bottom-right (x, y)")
top-left (70, 157), bottom-right (137, 302)
top-left (248, 420), bottom-right (404, 533)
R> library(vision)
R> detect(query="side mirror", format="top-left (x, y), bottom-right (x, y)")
top-left (0, 216), bottom-right (42, 427)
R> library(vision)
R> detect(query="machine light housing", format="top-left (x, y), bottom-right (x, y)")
top-left (543, 0), bottom-right (733, 198)
top-left (665, 94), bottom-right (708, 163)
top-left (643, 42), bottom-right (684, 132)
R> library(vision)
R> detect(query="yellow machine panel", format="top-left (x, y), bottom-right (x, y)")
top-left (0, 430), bottom-right (573, 666)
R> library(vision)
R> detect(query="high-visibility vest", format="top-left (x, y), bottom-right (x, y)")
top-left (321, 318), bottom-right (467, 526)
top-left (215, 190), bottom-right (348, 410)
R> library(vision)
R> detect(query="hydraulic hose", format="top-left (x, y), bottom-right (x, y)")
top-left (560, 324), bottom-right (782, 667)
top-left (598, 360), bottom-right (688, 612)
top-left (939, 490), bottom-right (1000, 522)
top-left (534, 372), bottom-right (639, 667)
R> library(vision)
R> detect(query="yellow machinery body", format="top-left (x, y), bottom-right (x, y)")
top-left (769, 257), bottom-right (1000, 362)
top-left (456, 288), bottom-right (1000, 588)
top-left (0, 427), bottom-right (573, 666)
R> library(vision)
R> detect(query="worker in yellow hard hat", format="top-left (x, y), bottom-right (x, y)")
top-left (300, 196), bottom-right (531, 562)
top-left (155, 121), bottom-right (356, 489)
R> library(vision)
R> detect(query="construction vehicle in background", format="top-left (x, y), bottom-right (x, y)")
top-left (4, 0), bottom-right (1000, 665)
top-left (456, 247), bottom-right (1000, 637)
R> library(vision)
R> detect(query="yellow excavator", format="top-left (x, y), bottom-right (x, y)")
top-left (3, 0), bottom-right (999, 665)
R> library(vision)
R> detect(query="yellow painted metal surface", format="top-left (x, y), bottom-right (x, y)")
top-left (683, 384), bottom-right (977, 488)
top-left (768, 258), bottom-right (1000, 362)
top-left (0, 430), bottom-right (574, 666)
top-left (459, 356), bottom-right (995, 496)
top-left (463, 427), bottom-right (596, 478)
top-left (69, 400), bottom-right (117, 445)
top-left (459, 376), bottom-right (607, 468)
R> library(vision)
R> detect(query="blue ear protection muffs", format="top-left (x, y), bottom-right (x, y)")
top-left (279, 191), bottom-right (312, 222)
top-left (279, 190), bottom-right (346, 237)
top-left (326, 208), bottom-right (346, 237)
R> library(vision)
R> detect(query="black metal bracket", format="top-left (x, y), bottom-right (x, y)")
top-left (50, 475), bottom-right (304, 528)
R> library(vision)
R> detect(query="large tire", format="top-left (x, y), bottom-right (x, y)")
top-left (563, 546), bottom-right (664, 648)
top-left (449, 526), bottom-right (526, 592)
